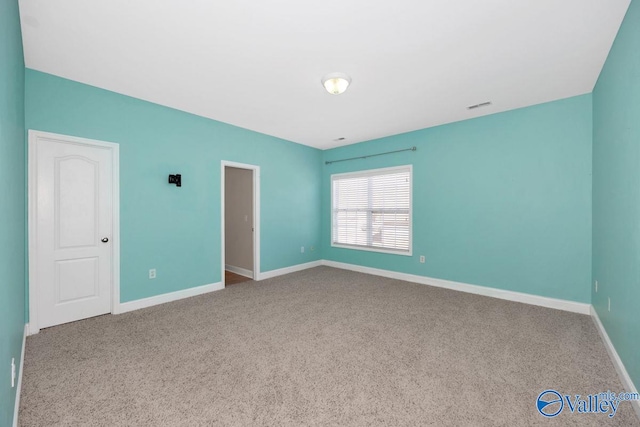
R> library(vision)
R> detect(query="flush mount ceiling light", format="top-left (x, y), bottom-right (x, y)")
top-left (322, 72), bottom-right (351, 95)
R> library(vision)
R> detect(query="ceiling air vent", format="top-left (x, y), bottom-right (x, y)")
top-left (467, 101), bottom-right (492, 110)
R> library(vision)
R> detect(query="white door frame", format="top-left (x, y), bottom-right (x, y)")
top-left (221, 161), bottom-right (261, 286)
top-left (28, 130), bottom-right (121, 335)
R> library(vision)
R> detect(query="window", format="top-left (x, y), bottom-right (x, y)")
top-left (331, 165), bottom-right (412, 255)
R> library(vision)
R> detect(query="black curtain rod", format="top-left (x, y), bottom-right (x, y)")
top-left (325, 146), bottom-right (417, 165)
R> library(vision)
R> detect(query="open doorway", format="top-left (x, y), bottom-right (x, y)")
top-left (221, 161), bottom-right (260, 287)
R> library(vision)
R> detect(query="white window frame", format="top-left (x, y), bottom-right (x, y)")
top-left (331, 165), bottom-right (413, 256)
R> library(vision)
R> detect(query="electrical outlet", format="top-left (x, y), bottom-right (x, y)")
top-left (310, 246), bottom-right (315, 252)
top-left (301, 246), bottom-right (305, 253)
top-left (11, 358), bottom-right (15, 388)
top-left (419, 255), bottom-right (425, 264)
top-left (608, 297), bottom-right (611, 312)
top-left (595, 280), bottom-right (598, 292)
top-left (149, 269), bottom-right (156, 279)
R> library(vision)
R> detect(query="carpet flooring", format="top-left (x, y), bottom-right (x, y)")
top-left (19, 267), bottom-right (640, 426)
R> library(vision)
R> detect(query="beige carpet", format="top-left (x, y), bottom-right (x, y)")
top-left (19, 267), bottom-right (640, 426)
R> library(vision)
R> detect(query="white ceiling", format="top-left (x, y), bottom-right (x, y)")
top-left (19, 0), bottom-right (630, 150)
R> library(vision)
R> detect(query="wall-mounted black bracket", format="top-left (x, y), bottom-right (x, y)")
top-left (168, 174), bottom-right (182, 187)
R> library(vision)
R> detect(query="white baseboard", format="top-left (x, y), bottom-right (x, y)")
top-left (225, 264), bottom-right (253, 279)
top-left (321, 260), bottom-right (591, 315)
top-left (257, 260), bottom-right (323, 281)
top-left (13, 324), bottom-right (27, 427)
top-left (590, 306), bottom-right (640, 420)
top-left (117, 282), bottom-right (224, 314)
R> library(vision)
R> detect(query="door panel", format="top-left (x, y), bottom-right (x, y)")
top-left (35, 136), bottom-right (113, 329)
top-left (56, 156), bottom-right (98, 248)
top-left (55, 257), bottom-right (99, 303)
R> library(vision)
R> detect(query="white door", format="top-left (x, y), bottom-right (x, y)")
top-left (32, 133), bottom-right (115, 329)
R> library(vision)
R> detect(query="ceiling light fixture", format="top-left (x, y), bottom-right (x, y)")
top-left (322, 72), bottom-right (351, 95)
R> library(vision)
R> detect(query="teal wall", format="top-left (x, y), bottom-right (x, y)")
top-left (593, 0), bottom-right (640, 390)
top-left (0, 0), bottom-right (25, 424)
top-left (322, 95), bottom-right (593, 303)
top-left (25, 70), bottom-right (322, 304)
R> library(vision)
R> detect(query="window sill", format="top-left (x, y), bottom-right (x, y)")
top-left (331, 243), bottom-right (412, 257)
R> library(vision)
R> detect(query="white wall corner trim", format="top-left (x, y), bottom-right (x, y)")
top-left (224, 264), bottom-right (253, 279)
top-left (257, 260), bottom-right (323, 281)
top-left (117, 282), bottom-right (223, 314)
top-left (590, 306), bottom-right (640, 420)
top-left (321, 260), bottom-right (591, 315)
top-left (13, 324), bottom-right (27, 427)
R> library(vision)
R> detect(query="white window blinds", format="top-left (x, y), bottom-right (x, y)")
top-left (331, 165), bottom-right (412, 255)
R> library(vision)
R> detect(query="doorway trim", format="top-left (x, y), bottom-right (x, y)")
top-left (28, 130), bottom-right (121, 335)
top-left (221, 161), bottom-right (260, 286)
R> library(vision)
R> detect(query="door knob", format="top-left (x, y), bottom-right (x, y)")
top-left (101, 237), bottom-right (109, 243)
